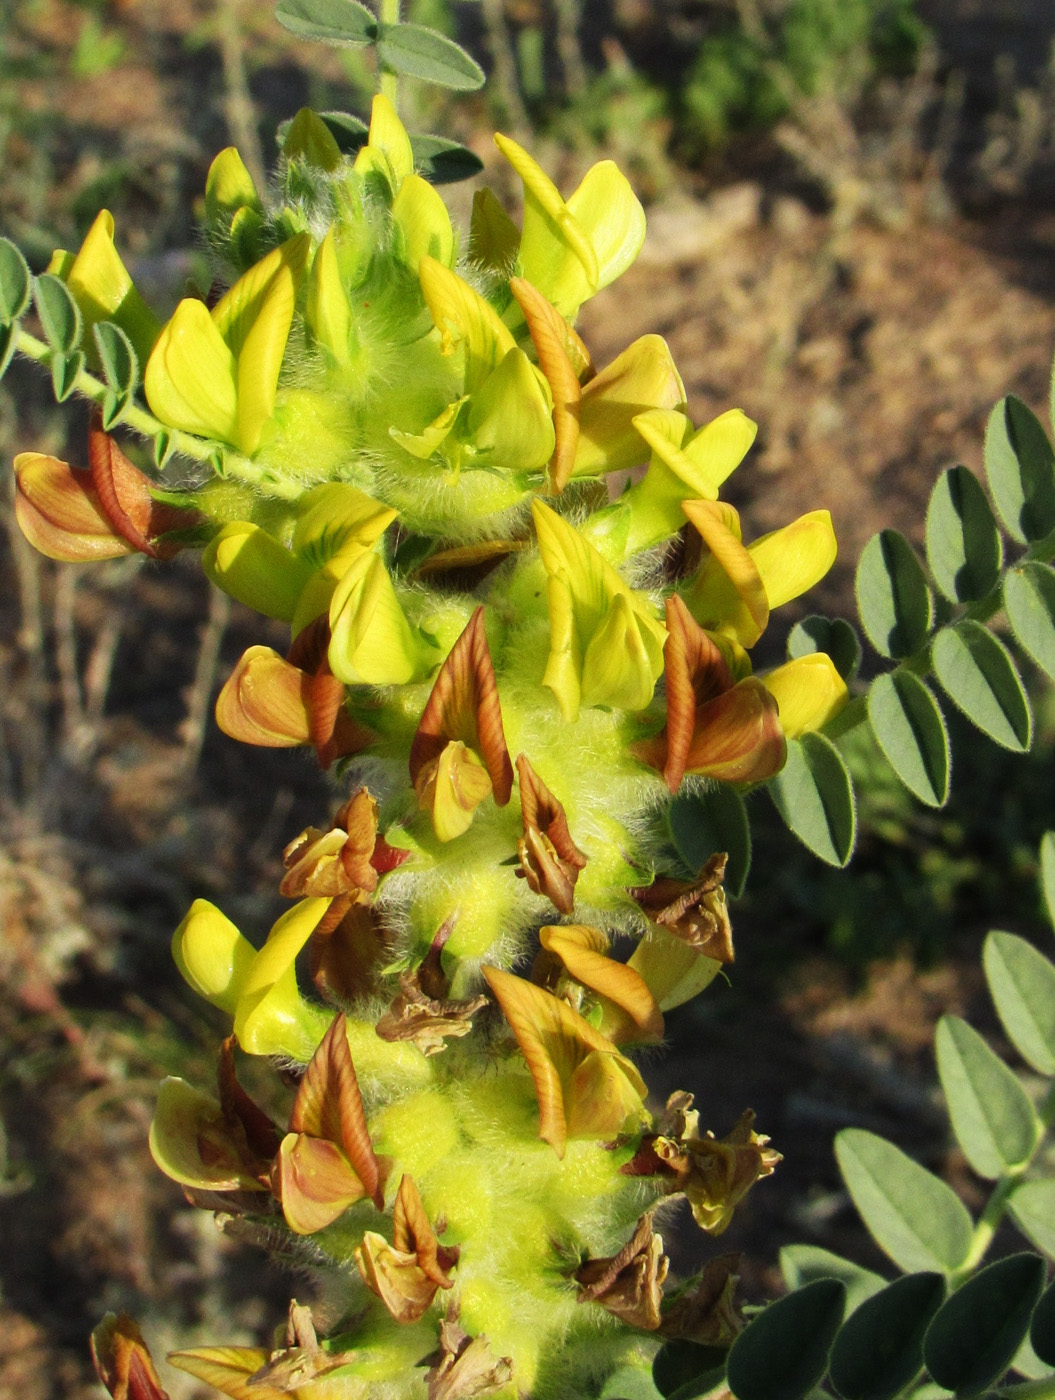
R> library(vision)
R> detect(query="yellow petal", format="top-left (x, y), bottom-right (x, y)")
top-left (469, 186), bottom-right (520, 272)
top-left (233, 898), bottom-right (330, 1055)
top-left (762, 653), bottom-right (848, 738)
top-left (418, 256), bottom-right (516, 393)
top-left (305, 228), bottom-right (353, 365)
top-left (169, 1348), bottom-right (283, 1400)
top-left (201, 521), bottom-right (314, 622)
top-left (149, 1077), bottom-right (262, 1191)
top-left (419, 739), bottom-right (494, 843)
top-left (282, 107), bottom-right (343, 171)
top-left (292, 482), bottom-right (398, 570)
top-left (636, 407), bottom-right (755, 501)
top-left (573, 336), bottom-right (686, 477)
top-left (215, 645), bottom-right (313, 748)
top-left (171, 898), bottom-right (256, 1013)
top-left (144, 297), bottom-right (239, 444)
top-left (628, 927), bottom-right (722, 1012)
top-left (581, 592), bottom-right (662, 712)
top-left (64, 209), bottom-right (160, 365)
top-left (389, 397), bottom-right (468, 460)
top-left (393, 173), bottom-right (454, 272)
top-left (354, 92), bottom-right (414, 191)
top-left (682, 499), bottom-right (769, 648)
top-left (541, 573), bottom-right (582, 723)
top-left (749, 509), bottom-right (838, 610)
top-left (466, 347), bottom-right (555, 472)
top-left (204, 147), bottom-right (262, 226)
top-left (565, 159), bottom-right (646, 291)
top-left (327, 549), bottom-right (424, 685)
top-left (539, 924), bottom-right (663, 1044)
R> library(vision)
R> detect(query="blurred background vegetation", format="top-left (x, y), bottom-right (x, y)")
top-left (2, 2), bottom-right (1055, 1396)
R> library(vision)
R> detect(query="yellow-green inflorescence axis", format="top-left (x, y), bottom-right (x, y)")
top-left (15, 97), bottom-right (843, 1400)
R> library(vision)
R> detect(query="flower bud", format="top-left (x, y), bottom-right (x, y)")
top-left (171, 898), bottom-right (256, 1014)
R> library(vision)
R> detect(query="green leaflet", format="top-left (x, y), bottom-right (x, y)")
top-left (827, 1271), bottom-right (946, 1400)
top-left (93, 320), bottom-right (138, 396)
top-left (931, 620), bottom-right (1032, 752)
top-left (768, 732), bottom-right (856, 867)
top-left (983, 930), bottom-right (1055, 1076)
top-left (651, 1343), bottom-right (727, 1400)
top-left (1041, 830), bottom-right (1055, 932)
top-left (51, 349), bottom-right (84, 402)
top-left (0, 236), bottom-right (31, 323)
top-left (923, 1253), bottom-right (1046, 1398)
top-left (1009, 1180), bottom-right (1055, 1258)
top-left (835, 1128), bottom-right (973, 1275)
top-left (925, 464), bottom-right (1002, 603)
top-left (35, 273), bottom-right (82, 354)
top-left (985, 394), bottom-right (1055, 544)
top-left (376, 22), bottom-right (486, 90)
top-left (935, 1015), bottom-right (1040, 1179)
top-left (855, 529), bottom-right (933, 659)
top-left (667, 785), bottom-right (750, 896)
top-left (1031, 1280), bottom-right (1055, 1365)
top-left (778, 1245), bottom-right (884, 1317)
top-left (274, 0), bottom-right (377, 44)
top-left (1004, 561), bottom-right (1055, 683)
top-left (786, 614), bottom-right (862, 681)
top-left (867, 670), bottom-right (949, 808)
top-left (726, 1279), bottom-right (846, 1400)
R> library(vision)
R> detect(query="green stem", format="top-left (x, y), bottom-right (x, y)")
top-left (378, 0), bottom-right (400, 109)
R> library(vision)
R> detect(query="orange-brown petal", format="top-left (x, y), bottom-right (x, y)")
top-left (91, 1315), bottom-right (170, 1400)
top-left (510, 277), bottom-right (583, 494)
top-left (215, 647), bottom-right (313, 748)
top-left (682, 678), bottom-right (786, 784)
top-left (272, 1131), bottom-right (370, 1234)
top-left (539, 924), bottom-right (663, 1045)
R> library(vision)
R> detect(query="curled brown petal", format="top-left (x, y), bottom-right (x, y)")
top-left (426, 1314), bottom-right (513, 1400)
top-left (281, 789), bottom-right (381, 899)
top-left (375, 970), bottom-right (488, 1056)
top-left (575, 1212), bottom-right (669, 1331)
top-left (91, 1314), bottom-right (170, 1400)
top-left (515, 754), bottom-right (586, 915)
top-left (629, 852), bottom-right (735, 964)
top-left (88, 411), bottom-right (198, 559)
top-left (659, 594), bottom-right (736, 793)
top-left (659, 1253), bottom-right (744, 1346)
top-left (217, 1035), bottom-right (282, 1172)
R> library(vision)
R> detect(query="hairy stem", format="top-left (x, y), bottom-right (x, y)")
top-left (378, 0), bottom-right (400, 109)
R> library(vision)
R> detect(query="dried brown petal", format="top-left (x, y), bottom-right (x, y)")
top-left (376, 970), bottom-right (488, 1056)
top-left (281, 789), bottom-right (380, 898)
top-left (413, 539), bottom-right (527, 578)
top-left (576, 1213), bottom-right (669, 1331)
top-left (629, 852), bottom-right (734, 964)
top-left (514, 754), bottom-right (587, 914)
top-left (91, 1315), bottom-right (170, 1400)
top-left (647, 594), bottom-right (735, 793)
top-left (660, 1254), bottom-right (743, 1346)
top-left (272, 1132), bottom-right (370, 1235)
top-left (426, 1316), bottom-right (513, 1400)
top-left (309, 899), bottom-right (389, 1004)
top-left (356, 1175), bottom-right (459, 1323)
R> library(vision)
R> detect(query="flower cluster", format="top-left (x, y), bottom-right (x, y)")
top-left (18, 98), bottom-right (845, 1400)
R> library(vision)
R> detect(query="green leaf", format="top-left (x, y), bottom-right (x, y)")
top-left (935, 1015), bottom-right (1039, 1179)
top-left (410, 133), bottom-right (485, 184)
top-left (768, 732), bottom-right (856, 868)
top-left (985, 395), bottom-right (1055, 544)
top-left (855, 529), bottom-right (933, 659)
top-left (835, 1128), bottom-right (973, 1275)
top-left (1008, 1181), bottom-right (1055, 1258)
top-left (274, 0), bottom-right (377, 45)
top-left (0, 237), bottom-right (32, 323)
top-left (1004, 562), bottom-right (1055, 682)
top-left (93, 319), bottom-right (138, 395)
top-left (828, 1271), bottom-right (946, 1400)
top-left (932, 621), bottom-right (1032, 752)
top-left (100, 388), bottom-right (129, 430)
top-left (51, 349), bottom-right (84, 402)
top-left (651, 1343), bottom-right (727, 1400)
top-left (0, 321), bottom-right (17, 381)
top-left (601, 1364), bottom-right (667, 1400)
top-left (154, 429), bottom-right (174, 470)
top-left (376, 22), bottom-right (486, 90)
top-left (779, 1245), bottom-right (885, 1317)
top-left (35, 273), bottom-right (82, 353)
top-left (787, 615), bottom-right (862, 681)
top-left (1031, 1279), bottom-right (1055, 1366)
top-left (983, 930), bottom-right (1055, 1075)
top-left (726, 1279), bottom-right (846, 1400)
top-left (925, 465), bottom-right (1002, 603)
top-left (867, 670), bottom-right (950, 808)
top-left (1041, 831), bottom-right (1055, 933)
top-left (1012, 1330), bottom-right (1052, 1381)
top-left (923, 1252), bottom-right (1045, 1397)
top-left (667, 785), bottom-right (751, 897)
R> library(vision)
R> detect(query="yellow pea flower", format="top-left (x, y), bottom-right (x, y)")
top-left (47, 209), bottom-right (160, 366)
top-left (354, 92), bottom-right (415, 193)
top-left (171, 898), bottom-right (257, 1016)
top-left (762, 653), bottom-right (848, 738)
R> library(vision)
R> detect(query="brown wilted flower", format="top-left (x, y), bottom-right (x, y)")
top-left (281, 787), bottom-right (406, 898)
top-left (575, 1212), bottom-right (669, 1331)
top-left (514, 753), bottom-right (587, 914)
top-left (307, 898), bottom-right (390, 1005)
top-left (629, 852), bottom-right (735, 964)
top-left (426, 1312), bottom-right (514, 1400)
top-left (91, 1314), bottom-right (169, 1400)
top-left (660, 1253), bottom-right (743, 1346)
top-left (375, 969), bottom-right (488, 1056)
top-left (356, 1174), bottom-right (460, 1323)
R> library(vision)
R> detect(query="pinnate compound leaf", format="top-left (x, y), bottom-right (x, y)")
top-left (835, 1129), bottom-right (973, 1275)
top-left (787, 615), bottom-right (862, 681)
top-left (651, 1342), bottom-right (726, 1399)
top-left (274, 0), bottom-right (377, 43)
top-left (93, 320), bottom-right (138, 395)
top-left (410, 134), bottom-right (484, 184)
top-left (867, 671), bottom-right (949, 808)
top-left (726, 1279), bottom-right (846, 1400)
top-left (1004, 562), bottom-right (1055, 682)
top-left (828, 1271), bottom-right (946, 1400)
top-left (376, 23), bottom-right (485, 90)
top-left (1008, 1181), bottom-right (1055, 1258)
top-left (855, 530), bottom-right (933, 659)
top-left (35, 273), bottom-right (82, 353)
top-left (0, 237), bottom-right (31, 322)
top-left (923, 1252), bottom-right (1046, 1398)
top-left (1031, 1280), bottom-right (1055, 1365)
top-left (983, 930), bottom-right (1055, 1075)
top-left (779, 1245), bottom-right (884, 1317)
top-left (51, 350), bottom-right (84, 402)
top-left (932, 621), bottom-right (1032, 752)
top-left (985, 394), bottom-right (1055, 544)
top-left (667, 785), bottom-right (750, 897)
top-left (768, 732), bottom-right (856, 868)
top-left (935, 1015), bottom-right (1039, 1179)
top-left (925, 465), bottom-right (1002, 603)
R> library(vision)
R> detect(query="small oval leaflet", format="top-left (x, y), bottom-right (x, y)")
top-left (867, 670), bottom-right (949, 808)
top-left (274, 0), bottom-right (377, 45)
top-left (651, 1342), bottom-right (727, 1400)
top-left (667, 784), bottom-right (750, 897)
top-left (855, 529), bottom-right (933, 660)
top-left (768, 732), bottom-right (856, 868)
top-left (828, 1271), bottom-right (946, 1400)
top-left (0, 322), bottom-right (17, 382)
top-left (1031, 1280), bottom-right (1055, 1366)
top-left (925, 464), bottom-right (1002, 603)
top-left (787, 614), bottom-right (862, 681)
top-left (983, 930), bottom-right (1055, 1076)
top-left (1004, 562), bottom-right (1055, 683)
top-left (34, 273), bottom-right (82, 354)
top-left (93, 321), bottom-right (138, 397)
top-left (779, 1245), bottom-right (884, 1317)
top-left (0, 236), bottom-right (31, 324)
top-left (726, 1278), bottom-right (846, 1400)
top-left (376, 22), bottom-right (486, 91)
top-left (985, 394), bottom-right (1055, 544)
top-left (932, 620), bottom-right (1032, 752)
top-left (923, 1252), bottom-right (1046, 1398)
top-left (935, 1014), bottom-right (1039, 1180)
top-left (835, 1128), bottom-right (973, 1275)
top-left (51, 349), bottom-right (84, 403)
top-left (1008, 1179), bottom-right (1055, 1259)
top-left (410, 134), bottom-right (484, 185)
